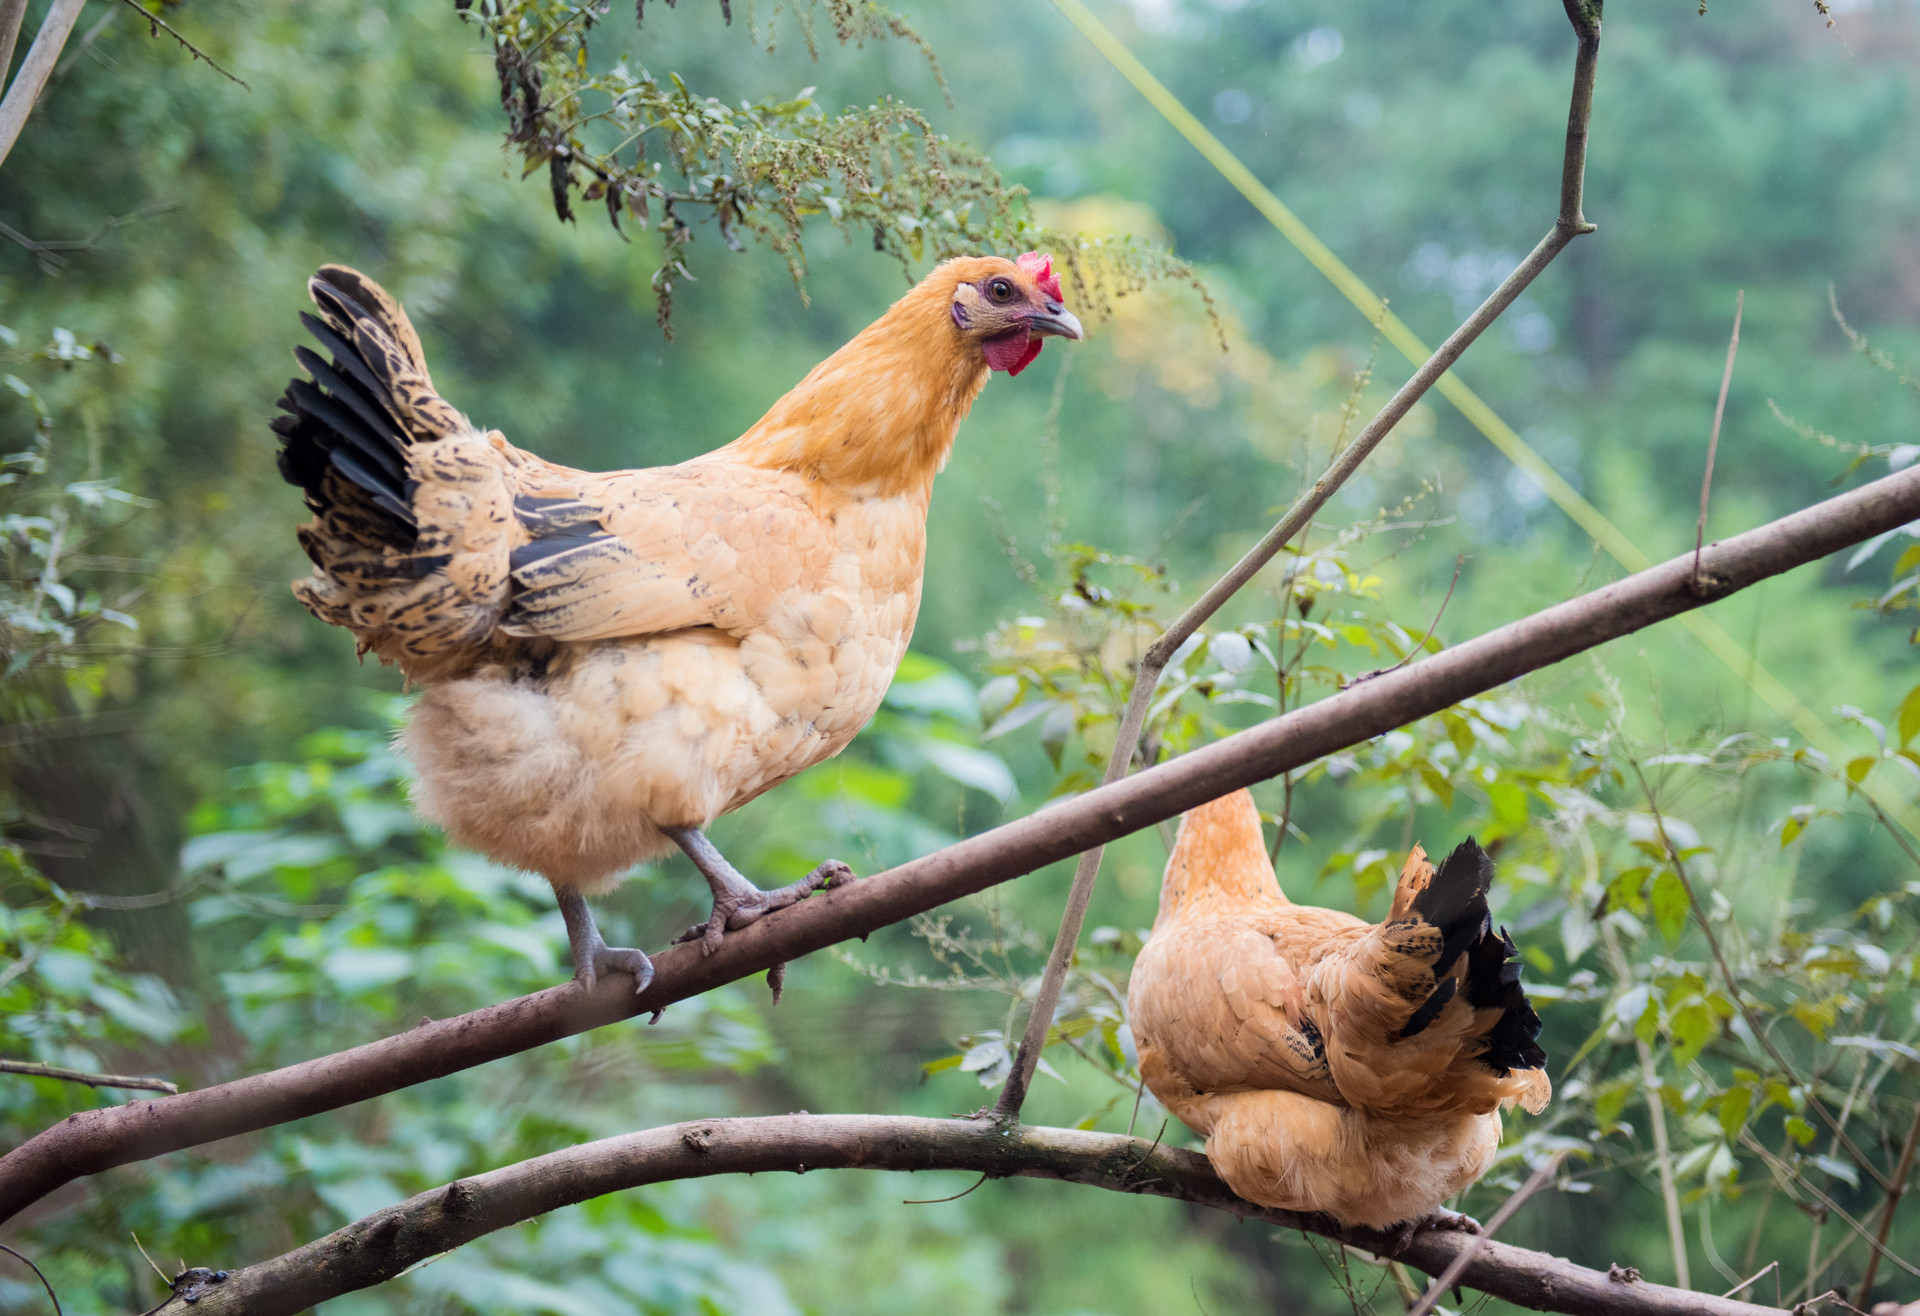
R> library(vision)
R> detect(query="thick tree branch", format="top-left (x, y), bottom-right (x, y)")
top-left (995, 0), bottom-right (1604, 1118)
top-left (0, 0), bottom-right (31, 93)
top-left (5, 462), bottom-right (1919, 1228)
top-left (144, 1114), bottom-right (1777, 1316)
top-left (0, 0), bottom-right (85, 170)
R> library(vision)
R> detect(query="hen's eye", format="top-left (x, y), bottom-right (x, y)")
top-left (988, 278), bottom-right (1015, 302)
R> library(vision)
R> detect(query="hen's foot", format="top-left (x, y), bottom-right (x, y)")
top-left (664, 826), bottom-right (855, 957)
top-left (1384, 1208), bottom-right (1481, 1258)
top-left (555, 888), bottom-right (655, 995)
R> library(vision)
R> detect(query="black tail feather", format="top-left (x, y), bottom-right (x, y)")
top-left (274, 271), bottom-right (421, 547)
top-left (1466, 925), bottom-right (1547, 1074)
top-left (1397, 837), bottom-right (1549, 1075)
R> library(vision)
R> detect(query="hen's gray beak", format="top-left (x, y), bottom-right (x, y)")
top-left (1028, 303), bottom-right (1084, 341)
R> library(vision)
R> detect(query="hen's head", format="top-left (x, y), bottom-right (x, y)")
top-left (945, 252), bottom-right (1083, 377)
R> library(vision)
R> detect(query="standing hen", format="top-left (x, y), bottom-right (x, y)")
top-left (1127, 789), bottom-right (1549, 1231)
top-left (272, 255), bottom-right (1081, 993)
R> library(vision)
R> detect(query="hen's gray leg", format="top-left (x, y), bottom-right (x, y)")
top-left (556, 888), bottom-right (654, 994)
top-left (661, 825), bottom-right (853, 958)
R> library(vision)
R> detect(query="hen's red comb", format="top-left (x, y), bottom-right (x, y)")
top-left (1016, 251), bottom-right (1063, 303)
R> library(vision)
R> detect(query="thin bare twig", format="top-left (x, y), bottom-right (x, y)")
top-left (1406, 1153), bottom-right (1569, 1316)
top-left (0, 202), bottom-right (175, 273)
top-left (5, 462), bottom-right (1920, 1228)
top-left (1722, 1261), bottom-right (1778, 1301)
top-left (130, 1233), bottom-right (169, 1285)
top-left (0, 1059), bottom-right (178, 1094)
top-left (1855, 1099), bottom-right (1920, 1306)
top-left (0, 1244), bottom-right (62, 1316)
top-left (1602, 917), bottom-right (1690, 1288)
top-left (993, 0), bottom-right (1605, 1121)
top-left (1695, 291), bottom-right (1744, 589)
top-left (1353, 554), bottom-right (1465, 684)
top-left (1741, 1133), bottom-right (1920, 1283)
top-left (108, 0), bottom-right (246, 88)
top-left (902, 1172), bottom-right (988, 1205)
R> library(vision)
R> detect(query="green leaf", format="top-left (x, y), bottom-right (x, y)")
top-left (1594, 1080), bottom-right (1632, 1132)
top-left (1488, 780), bottom-right (1527, 829)
top-left (1780, 814), bottom-right (1804, 847)
top-left (1037, 701), bottom-right (1076, 769)
top-left (1898, 684), bottom-right (1920, 746)
top-left (1717, 1085), bottom-right (1752, 1142)
top-left (1606, 866), bottom-right (1651, 916)
top-left (1670, 1001), bottom-right (1714, 1066)
top-left (1846, 755), bottom-right (1877, 785)
top-left (1651, 870), bottom-right (1690, 942)
top-left (1790, 997), bottom-right (1840, 1040)
top-left (1784, 1116), bottom-right (1817, 1146)
top-left (1635, 997), bottom-right (1662, 1046)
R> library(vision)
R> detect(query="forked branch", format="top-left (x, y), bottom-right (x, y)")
top-left (993, 0), bottom-right (1605, 1119)
top-left (3, 458), bottom-right (1914, 1230)
top-left (145, 1114), bottom-right (1777, 1316)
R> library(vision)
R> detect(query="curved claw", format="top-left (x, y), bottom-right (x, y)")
top-left (1424, 1209), bottom-right (1482, 1235)
top-left (679, 858), bottom-right (857, 957)
top-left (558, 888), bottom-right (655, 996)
top-left (597, 944), bottom-right (655, 995)
top-left (1385, 1208), bottom-right (1482, 1259)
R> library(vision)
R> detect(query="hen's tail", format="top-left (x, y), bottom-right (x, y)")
top-left (1319, 840), bottom-right (1550, 1119)
top-left (272, 266), bottom-right (512, 675)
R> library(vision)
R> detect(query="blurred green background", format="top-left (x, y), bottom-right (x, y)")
top-left (5, 0), bottom-right (1920, 1311)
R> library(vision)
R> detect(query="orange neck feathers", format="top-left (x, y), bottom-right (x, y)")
top-left (726, 263), bottom-right (994, 500)
top-left (1154, 789), bottom-right (1289, 928)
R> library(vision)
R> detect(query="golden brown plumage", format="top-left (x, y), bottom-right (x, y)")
top-left (273, 255), bottom-right (1082, 992)
top-left (1126, 789), bottom-right (1550, 1230)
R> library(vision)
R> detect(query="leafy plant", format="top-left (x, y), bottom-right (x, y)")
top-left (461, 0), bottom-right (1203, 330)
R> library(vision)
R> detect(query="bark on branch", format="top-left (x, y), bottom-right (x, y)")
top-left (143, 1113), bottom-right (1778, 1316)
top-left (5, 462), bottom-right (1919, 1227)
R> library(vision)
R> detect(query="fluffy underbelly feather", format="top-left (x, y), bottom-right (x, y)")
top-left (401, 620), bottom-right (903, 891)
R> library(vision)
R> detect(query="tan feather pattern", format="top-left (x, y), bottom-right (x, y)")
top-left (1127, 789), bottom-right (1551, 1229)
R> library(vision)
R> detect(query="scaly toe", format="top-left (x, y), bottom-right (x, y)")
top-left (592, 945), bottom-right (655, 995)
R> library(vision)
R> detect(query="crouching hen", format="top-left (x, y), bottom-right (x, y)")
top-left (272, 255), bottom-right (1082, 994)
top-left (1127, 790), bottom-right (1549, 1232)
